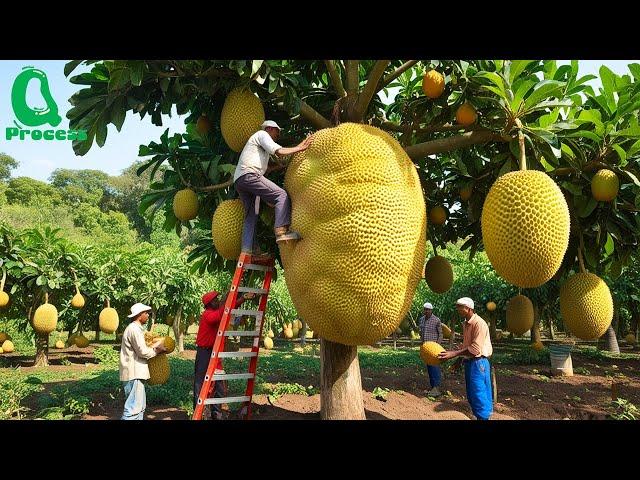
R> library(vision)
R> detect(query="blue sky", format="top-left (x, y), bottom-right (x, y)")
top-left (0, 60), bottom-right (636, 182)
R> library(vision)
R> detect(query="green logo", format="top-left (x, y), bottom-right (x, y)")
top-left (6, 66), bottom-right (87, 142)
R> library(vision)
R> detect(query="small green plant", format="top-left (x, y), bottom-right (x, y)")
top-left (0, 376), bottom-right (43, 419)
top-left (60, 358), bottom-right (72, 366)
top-left (36, 388), bottom-right (91, 419)
top-left (574, 367), bottom-right (591, 375)
top-left (609, 398), bottom-right (639, 420)
top-left (261, 382), bottom-right (316, 404)
top-left (372, 386), bottom-right (390, 401)
top-left (93, 345), bottom-right (119, 366)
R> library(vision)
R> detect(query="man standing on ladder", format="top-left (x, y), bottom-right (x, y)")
top-left (233, 120), bottom-right (314, 255)
top-left (194, 289), bottom-right (255, 419)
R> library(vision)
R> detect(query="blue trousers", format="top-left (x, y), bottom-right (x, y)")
top-left (121, 379), bottom-right (146, 420)
top-left (235, 173), bottom-right (292, 252)
top-left (427, 365), bottom-right (441, 388)
top-left (464, 357), bottom-right (493, 420)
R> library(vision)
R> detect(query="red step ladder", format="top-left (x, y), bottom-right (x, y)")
top-left (192, 252), bottom-right (274, 420)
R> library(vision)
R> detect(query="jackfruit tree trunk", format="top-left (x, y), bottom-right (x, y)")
top-left (548, 311), bottom-right (555, 340)
top-left (172, 306), bottom-right (185, 353)
top-left (34, 334), bottom-right (49, 367)
top-left (320, 338), bottom-right (366, 420)
top-left (602, 325), bottom-right (620, 354)
top-left (630, 303), bottom-right (639, 338)
top-left (300, 320), bottom-right (307, 346)
top-left (95, 323), bottom-right (100, 342)
top-left (531, 303), bottom-right (541, 343)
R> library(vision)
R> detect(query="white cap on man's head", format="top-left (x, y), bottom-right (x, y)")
top-left (423, 302), bottom-right (433, 309)
top-left (262, 120), bottom-right (281, 130)
top-left (456, 297), bottom-right (475, 309)
top-left (127, 303), bottom-right (152, 318)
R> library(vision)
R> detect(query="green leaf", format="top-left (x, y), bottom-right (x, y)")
top-left (509, 60), bottom-right (535, 83)
top-left (110, 98), bottom-right (126, 132)
top-left (578, 197), bottom-right (598, 218)
top-left (599, 65), bottom-right (618, 113)
top-left (130, 62), bottom-right (145, 86)
top-left (218, 164), bottom-right (236, 175)
top-left (498, 159), bottom-right (513, 177)
top-left (562, 182), bottom-right (584, 196)
top-left (628, 63), bottom-right (640, 81)
top-left (475, 71), bottom-right (509, 100)
top-left (611, 125), bottom-right (640, 138)
top-left (251, 60), bottom-right (264, 77)
top-left (95, 117), bottom-right (108, 148)
top-left (604, 233), bottom-right (614, 256)
top-left (64, 60), bottom-right (84, 77)
top-left (510, 79), bottom-right (536, 112)
top-left (36, 275), bottom-right (45, 286)
top-left (612, 144), bottom-right (627, 165)
top-left (523, 80), bottom-right (565, 111)
top-left (565, 130), bottom-right (602, 143)
top-left (625, 170), bottom-right (640, 188)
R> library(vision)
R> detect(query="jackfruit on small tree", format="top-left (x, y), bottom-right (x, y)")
top-left (429, 206), bottom-right (447, 225)
top-left (212, 199), bottom-right (245, 260)
top-left (506, 294), bottom-right (534, 336)
top-left (54, 340), bottom-right (65, 349)
top-left (0, 268), bottom-right (9, 308)
top-left (455, 102), bottom-right (477, 126)
top-left (1, 340), bottom-right (14, 353)
top-left (460, 184), bottom-right (473, 201)
top-left (196, 114), bottom-right (211, 135)
top-left (148, 354), bottom-right (170, 385)
top-left (424, 255), bottom-right (454, 294)
top-left (560, 271), bottom-right (613, 341)
top-left (486, 301), bottom-right (497, 312)
top-left (33, 293), bottom-right (58, 335)
top-left (442, 323), bottom-right (452, 340)
top-left (284, 326), bottom-right (294, 339)
top-left (220, 87), bottom-right (265, 152)
top-left (422, 70), bottom-right (445, 99)
top-left (70, 271), bottom-right (85, 309)
top-left (591, 169), bottom-right (619, 202)
top-left (75, 334), bottom-right (90, 348)
top-left (263, 336), bottom-right (274, 349)
top-left (99, 299), bottom-right (119, 334)
top-left (420, 341), bottom-right (445, 365)
top-left (0, 332), bottom-right (9, 343)
top-left (481, 123), bottom-right (570, 288)
top-left (267, 329), bottom-right (274, 338)
top-left (173, 188), bottom-right (199, 221)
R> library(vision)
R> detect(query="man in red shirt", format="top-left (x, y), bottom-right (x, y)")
top-left (193, 289), bottom-right (254, 419)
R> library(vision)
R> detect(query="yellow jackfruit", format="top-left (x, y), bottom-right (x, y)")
top-left (54, 340), bottom-right (65, 349)
top-left (284, 327), bottom-right (294, 339)
top-left (481, 170), bottom-right (570, 288)
top-left (560, 272), bottom-right (613, 341)
top-left (424, 255), bottom-right (454, 294)
top-left (0, 291), bottom-right (9, 308)
top-left (455, 102), bottom-right (477, 126)
top-left (486, 301), bottom-right (497, 312)
top-left (99, 307), bottom-right (119, 334)
top-left (506, 295), bottom-right (534, 336)
top-left (148, 354), bottom-right (170, 385)
top-left (33, 303), bottom-right (58, 335)
top-left (460, 185), bottom-right (473, 201)
top-left (0, 332), bottom-right (9, 343)
top-left (173, 188), bottom-right (199, 221)
top-left (442, 323), bottom-right (452, 340)
top-left (163, 336), bottom-right (176, 354)
top-left (196, 115), bottom-right (211, 135)
top-left (220, 87), bottom-right (265, 152)
top-left (212, 199), bottom-right (245, 260)
top-left (292, 326), bottom-right (300, 337)
top-left (74, 334), bottom-right (90, 348)
top-left (267, 329), bottom-right (274, 338)
top-left (420, 341), bottom-right (445, 366)
top-left (624, 333), bottom-right (636, 344)
top-left (429, 206), bottom-right (447, 225)
top-left (1, 340), bottom-right (14, 353)
top-left (263, 337), bottom-right (274, 349)
top-left (591, 169), bottom-right (619, 202)
top-left (280, 123), bottom-right (426, 346)
top-left (71, 292), bottom-right (85, 309)
top-left (422, 70), bottom-right (445, 99)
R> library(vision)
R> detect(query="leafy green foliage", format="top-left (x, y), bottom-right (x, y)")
top-left (0, 375), bottom-right (43, 419)
top-left (609, 398), bottom-right (639, 420)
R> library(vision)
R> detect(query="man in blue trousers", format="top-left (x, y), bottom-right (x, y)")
top-left (438, 297), bottom-right (493, 420)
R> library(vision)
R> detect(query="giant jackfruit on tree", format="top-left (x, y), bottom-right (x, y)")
top-left (220, 87), bottom-right (265, 152)
top-left (279, 123), bottom-right (426, 346)
top-left (481, 170), bottom-right (570, 288)
top-left (212, 199), bottom-right (245, 260)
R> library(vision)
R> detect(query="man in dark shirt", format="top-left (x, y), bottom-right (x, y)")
top-left (193, 289), bottom-right (253, 419)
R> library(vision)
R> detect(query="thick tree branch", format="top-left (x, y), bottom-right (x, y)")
top-left (299, 101), bottom-right (332, 129)
top-left (353, 60), bottom-right (390, 121)
top-left (324, 60), bottom-right (346, 98)
top-left (404, 130), bottom-right (508, 160)
top-left (345, 60), bottom-right (359, 96)
top-left (377, 60), bottom-right (419, 91)
top-left (195, 179), bottom-right (234, 192)
top-left (380, 121), bottom-right (480, 135)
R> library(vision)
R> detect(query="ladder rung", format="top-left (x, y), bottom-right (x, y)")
top-left (213, 372), bottom-right (254, 381)
top-left (243, 263), bottom-right (273, 272)
top-left (218, 351), bottom-right (258, 358)
top-left (224, 330), bottom-right (261, 337)
top-left (204, 395), bottom-right (250, 405)
top-left (237, 286), bottom-right (269, 295)
top-left (231, 309), bottom-right (262, 317)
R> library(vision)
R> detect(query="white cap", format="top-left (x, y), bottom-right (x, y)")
top-left (456, 297), bottom-right (475, 309)
top-left (262, 120), bottom-right (281, 130)
top-left (127, 303), bottom-right (152, 318)
top-left (423, 302), bottom-right (433, 309)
